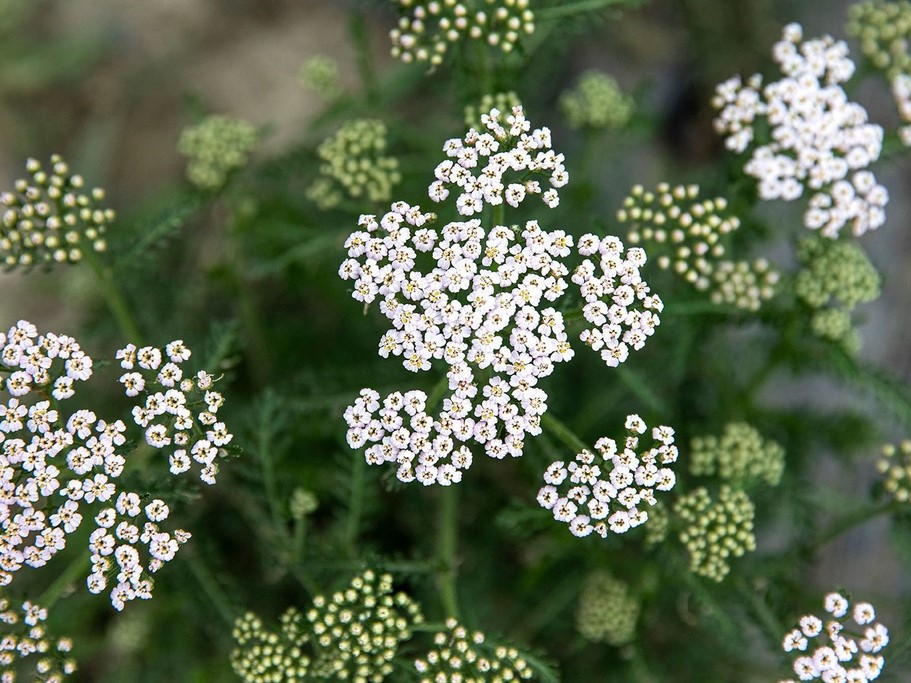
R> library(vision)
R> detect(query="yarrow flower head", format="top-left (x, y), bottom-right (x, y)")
top-left (390, 0), bottom-right (535, 67)
top-left (177, 114), bottom-right (257, 190)
top-left (689, 422), bottom-right (785, 487)
top-left (431, 105), bottom-right (567, 215)
top-left (0, 322), bottom-right (231, 611)
top-left (537, 415), bottom-right (678, 538)
top-left (794, 235), bottom-right (881, 352)
top-left (777, 592), bottom-right (888, 683)
top-left (0, 155), bottom-right (113, 269)
top-left (231, 608), bottom-right (310, 683)
top-left (298, 55), bottom-right (342, 99)
top-left (675, 485), bottom-right (756, 581)
top-left (308, 119), bottom-right (401, 210)
top-left (620, 183), bottom-right (779, 311)
top-left (847, 1), bottom-right (911, 79)
top-left (0, 597), bottom-right (77, 681)
top-left (713, 23), bottom-right (888, 238)
top-left (876, 440), bottom-right (911, 503)
top-left (572, 233), bottom-right (662, 367)
top-left (414, 618), bottom-right (533, 683)
top-left (560, 70), bottom-right (634, 130)
top-left (231, 570), bottom-right (423, 683)
top-left (575, 571), bottom-right (640, 646)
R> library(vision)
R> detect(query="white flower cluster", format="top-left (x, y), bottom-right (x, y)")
top-left (0, 597), bottom-right (76, 681)
top-left (890, 74), bottom-right (911, 147)
top-left (117, 341), bottom-right (231, 485)
top-left (429, 105), bottom-right (567, 215)
top-left (713, 23), bottom-right (888, 238)
top-left (537, 415), bottom-right (678, 537)
top-left (0, 321), bottom-right (230, 611)
top-left (779, 592), bottom-right (888, 683)
top-left (572, 234), bottom-right (662, 367)
top-left (390, 0), bottom-right (534, 67)
top-left (341, 107), bottom-right (661, 485)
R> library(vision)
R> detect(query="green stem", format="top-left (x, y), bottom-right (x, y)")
top-left (37, 553), bottom-right (90, 611)
top-left (736, 578), bottom-right (785, 648)
top-left (537, 0), bottom-right (642, 19)
top-left (492, 203), bottom-right (505, 228)
top-left (805, 501), bottom-right (898, 553)
top-left (81, 247), bottom-right (142, 343)
top-left (185, 551), bottom-right (236, 628)
top-left (437, 485), bottom-right (460, 619)
top-left (345, 449), bottom-right (366, 556)
top-left (541, 411), bottom-right (589, 454)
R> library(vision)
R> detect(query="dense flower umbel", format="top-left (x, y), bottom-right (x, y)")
top-left (231, 571), bottom-right (422, 683)
top-left (414, 618), bottom-right (533, 683)
top-left (847, 1), bottom-right (911, 79)
top-left (777, 592), bottom-right (888, 683)
top-left (0, 597), bottom-right (76, 682)
top-left (621, 183), bottom-right (779, 311)
top-left (573, 234), bottom-right (662, 367)
top-left (675, 485), bottom-right (756, 581)
top-left (560, 71), bottom-right (633, 130)
top-left (308, 119), bottom-right (401, 210)
top-left (794, 236), bottom-right (881, 352)
top-left (876, 440), bottom-right (911, 503)
top-left (306, 570), bottom-right (423, 681)
top-left (390, 0), bottom-right (535, 67)
top-left (177, 115), bottom-right (257, 190)
top-left (430, 105), bottom-right (567, 215)
top-left (690, 422), bottom-right (785, 487)
top-left (537, 415), bottom-right (678, 538)
top-left (575, 571), bottom-right (640, 646)
top-left (231, 609), bottom-right (311, 683)
top-left (0, 155), bottom-right (113, 269)
top-left (713, 24), bottom-right (888, 238)
top-left (0, 322), bottom-right (232, 610)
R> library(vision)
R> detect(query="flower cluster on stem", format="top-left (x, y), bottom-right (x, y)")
top-left (0, 597), bottom-right (76, 681)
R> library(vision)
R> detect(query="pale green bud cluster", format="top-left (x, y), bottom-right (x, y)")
top-left (560, 71), bottom-right (633, 130)
top-left (690, 422), bottom-right (785, 487)
top-left (846, 1), bottom-right (911, 78)
top-left (644, 500), bottom-right (669, 547)
top-left (575, 571), bottom-right (640, 646)
top-left (0, 598), bottom-right (77, 682)
top-left (794, 236), bottom-right (881, 351)
top-left (464, 91), bottom-right (521, 130)
top-left (289, 488), bottom-right (318, 520)
top-left (675, 485), bottom-right (756, 582)
top-left (299, 56), bottom-right (342, 99)
top-left (0, 155), bottom-right (113, 269)
top-left (231, 608), bottom-right (311, 683)
top-left (414, 618), bottom-right (533, 683)
top-left (308, 120), bottom-right (401, 209)
top-left (621, 183), bottom-right (778, 310)
top-left (177, 115), bottom-right (257, 190)
top-left (306, 570), bottom-right (423, 682)
top-left (390, 0), bottom-right (535, 67)
top-left (877, 440), bottom-right (911, 503)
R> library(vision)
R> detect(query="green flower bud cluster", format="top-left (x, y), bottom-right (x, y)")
top-left (560, 71), bottom-right (633, 130)
top-left (464, 91), bottom-right (521, 130)
top-left (177, 115), bottom-right (257, 190)
top-left (620, 183), bottom-right (778, 310)
top-left (575, 571), bottom-right (640, 646)
top-left (674, 485), bottom-right (756, 582)
top-left (390, 0), bottom-right (535, 67)
top-left (794, 236), bottom-right (881, 351)
top-left (289, 488), bottom-right (318, 520)
top-left (643, 500), bottom-right (669, 547)
top-left (306, 570), bottom-right (423, 682)
top-left (299, 56), bottom-right (342, 99)
top-left (0, 598), bottom-right (77, 682)
top-left (231, 608), bottom-right (311, 683)
top-left (690, 422), bottom-right (785, 487)
top-left (877, 440), bottom-right (911, 503)
top-left (414, 618), bottom-right (533, 683)
top-left (308, 120), bottom-right (401, 210)
top-left (0, 155), bottom-right (113, 270)
top-left (847, 1), bottom-right (911, 79)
